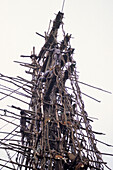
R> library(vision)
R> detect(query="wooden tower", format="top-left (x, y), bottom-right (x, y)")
top-left (0, 11), bottom-right (112, 170)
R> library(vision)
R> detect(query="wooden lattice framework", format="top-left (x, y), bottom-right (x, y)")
top-left (0, 11), bottom-right (112, 170)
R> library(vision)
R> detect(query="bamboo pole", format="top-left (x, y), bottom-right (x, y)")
top-left (65, 86), bottom-right (101, 102)
top-left (0, 116), bottom-right (19, 127)
top-left (5, 149), bottom-right (16, 169)
top-left (78, 80), bottom-right (112, 94)
top-left (0, 86), bottom-right (31, 99)
top-left (0, 91), bottom-right (29, 105)
top-left (0, 163), bottom-right (15, 170)
top-left (10, 105), bottom-right (35, 114)
top-left (0, 158), bottom-right (33, 169)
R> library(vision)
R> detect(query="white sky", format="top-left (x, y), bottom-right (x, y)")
top-left (0, 0), bottom-right (113, 169)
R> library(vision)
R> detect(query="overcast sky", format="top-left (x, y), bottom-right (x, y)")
top-left (0, 0), bottom-right (113, 169)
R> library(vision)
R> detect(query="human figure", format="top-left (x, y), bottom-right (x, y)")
top-left (20, 110), bottom-right (26, 145)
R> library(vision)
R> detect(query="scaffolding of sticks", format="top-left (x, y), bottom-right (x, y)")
top-left (0, 11), bottom-right (113, 170)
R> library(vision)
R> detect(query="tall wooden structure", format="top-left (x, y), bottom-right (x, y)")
top-left (0, 11), bottom-right (112, 170)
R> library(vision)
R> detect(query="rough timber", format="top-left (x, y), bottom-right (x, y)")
top-left (0, 11), bottom-right (112, 170)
